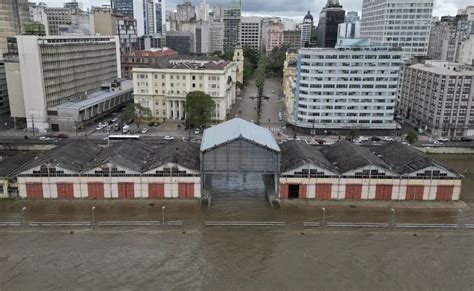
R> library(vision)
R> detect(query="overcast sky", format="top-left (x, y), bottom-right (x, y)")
top-left (43, 0), bottom-right (472, 21)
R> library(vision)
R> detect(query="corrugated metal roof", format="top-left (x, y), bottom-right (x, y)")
top-left (200, 118), bottom-right (280, 152)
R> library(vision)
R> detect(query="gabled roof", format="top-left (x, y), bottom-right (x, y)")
top-left (201, 118), bottom-right (280, 152)
top-left (147, 140), bottom-right (200, 171)
top-left (20, 141), bottom-right (102, 173)
top-left (320, 140), bottom-right (390, 173)
top-left (371, 141), bottom-right (458, 175)
top-left (280, 141), bottom-right (337, 173)
top-left (88, 140), bottom-right (157, 172)
top-left (0, 152), bottom-right (38, 178)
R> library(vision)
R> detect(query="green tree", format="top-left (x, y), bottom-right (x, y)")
top-left (255, 54), bottom-right (267, 98)
top-left (405, 130), bottom-right (418, 145)
top-left (267, 45), bottom-right (289, 75)
top-left (121, 102), bottom-right (152, 129)
top-left (348, 128), bottom-right (359, 141)
top-left (186, 91), bottom-right (215, 128)
top-left (243, 48), bottom-right (259, 82)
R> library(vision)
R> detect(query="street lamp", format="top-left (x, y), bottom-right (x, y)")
top-left (458, 209), bottom-right (464, 229)
top-left (390, 208), bottom-right (396, 228)
top-left (21, 206), bottom-right (27, 226)
top-left (91, 206), bottom-right (96, 228)
top-left (162, 205), bottom-right (166, 225)
top-left (322, 207), bottom-right (326, 226)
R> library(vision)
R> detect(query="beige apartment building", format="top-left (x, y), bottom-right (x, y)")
top-left (133, 56), bottom-right (237, 122)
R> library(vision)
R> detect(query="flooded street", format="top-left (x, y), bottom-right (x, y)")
top-left (0, 154), bottom-right (473, 289)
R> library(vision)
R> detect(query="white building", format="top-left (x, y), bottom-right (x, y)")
top-left (209, 20), bottom-right (224, 53)
top-left (240, 16), bottom-right (262, 51)
top-left (338, 11), bottom-right (360, 39)
top-left (292, 39), bottom-right (403, 132)
top-left (360, 0), bottom-right (433, 56)
top-left (300, 11), bottom-right (313, 47)
top-left (133, 0), bottom-right (162, 36)
top-left (28, 2), bottom-right (49, 35)
top-left (5, 35), bottom-right (121, 132)
top-left (133, 57), bottom-right (237, 122)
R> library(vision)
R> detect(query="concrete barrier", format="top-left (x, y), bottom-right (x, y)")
top-left (97, 221), bottom-right (161, 226)
top-left (28, 221), bottom-right (91, 227)
top-left (303, 221), bottom-right (322, 227)
top-left (326, 222), bottom-right (390, 228)
top-left (395, 223), bottom-right (458, 229)
top-left (166, 220), bottom-right (184, 226)
top-left (0, 222), bottom-right (22, 227)
top-left (205, 221), bottom-right (285, 226)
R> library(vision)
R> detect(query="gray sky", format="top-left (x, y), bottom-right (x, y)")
top-left (43, 0), bottom-right (472, 21)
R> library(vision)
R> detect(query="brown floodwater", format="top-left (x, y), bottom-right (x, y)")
top-left (0, 155), bottom-right (473, 290)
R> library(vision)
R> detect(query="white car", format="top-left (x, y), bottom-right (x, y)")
top-left (358, 136), bottom-right (369, 141)
top-left (164, 136), bottom-right (174, 140)
top-left (384, 136), bottom-right (395, 141)
top-left (112, 117), bottom-right (118, 123)
top-left (437, 137), bottom-right (449, 142)
top-left (39, 136), bottom-right (51, 141)
top-left (141, 128), bottom-right (149, 134)
top-left (194, 128), bottom-right (200, 134)
top-left (433, 140), bottom-right (443, 145)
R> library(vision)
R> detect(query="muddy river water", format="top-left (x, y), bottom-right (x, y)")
top-left (0, 154), bottom-right (473, 290)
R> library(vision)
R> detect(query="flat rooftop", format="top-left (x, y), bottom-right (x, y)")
top-left (48, 80), bottom-right (133, 111)
top-left (410, 63), bottom-right (474, 76)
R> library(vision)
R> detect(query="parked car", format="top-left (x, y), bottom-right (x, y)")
top-left (122, 125), bottom-right (130, 134)
top-left (39, 136), bottom-right (51, 141)
top-left (371, 136), bottom-right (382, 141)
top-left (358, 136), bottom-right (369, 141)
top-left (383, 136), bottom-right (394, 141)
top-left (164, 136), bottom-right (174, 140)
top-left (461, 137), bottom-right (473, 142)
top-left (432, 140), bottom-right (443, 145)
top-left (141, 128), bottom-right (148, 134)
top-left (111, 117), bottom-right (118, 123)
top-left (194, 128), bottom-right (200, 134)
top-left (437, 137), bottom-right (449, 142)
top-left (56, 133), bottom-right (68, 139)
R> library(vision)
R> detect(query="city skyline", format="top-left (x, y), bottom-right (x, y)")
top-left (40, 0), bottom-right (471, 20)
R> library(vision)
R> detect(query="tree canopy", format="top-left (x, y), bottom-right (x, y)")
top-left (405, 131), bottom-right (418, 145)
top-left (185, 91), bottom-right (215, 128)
top-left (121, 102), bottom-right (152, 129)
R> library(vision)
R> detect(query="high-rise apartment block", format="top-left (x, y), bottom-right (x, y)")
top-left (0, 0), bottom-right (30, 55)
top-left (265, 20), bottom-right (284, 54)
top-left (318, 0), bottom-right (345, 48)
top-left (399, 61), bottom-right (474, 137)
top-left (209, 21), bottom-right (225, 53)
top-left (292, 40), bottom-right (403, 132)
top-left (5, 36), bottom-right (122, 132)
top-left (132, 57), bottom-right (237, 121)
top-left (240, 16), bottom-right (262, 51)
top-left (360, 0), bottom-right (433, 56)
top-left (338, 11), bottom-right (360, 39)
top-left (111, 0), bottom-right (165, 36)
top-left (223, 1), bottom-right (241, 51)
top-left (300, 11), bottom-right (313, 47)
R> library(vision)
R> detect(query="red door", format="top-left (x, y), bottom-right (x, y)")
top-left (57, 183), bottom-right (74, 199)
top-left (118, 182), bottom-right (134, 199)
top-left (299, 184), bottom-right (307, 199)
top-left (406, 185), bottom-right (424, 201)
top-left (280, 184), bottom-right (288, 199)
top-left (436, 185), bottom-right (454, 201)
top-left (316, 184), bottom-right (332, 200)
top-left (26, 183), bottom-right (43, 199)
top-left (375, 184), bottom-right (392, 200)
top-left (88, 182), bottom-right (104, 199)
top-left (345, 184), bottom-right (362, 200)
top-left (178, 183), bottom-right (194, 199)
top-left (148, 183), bottom-right (165, 199)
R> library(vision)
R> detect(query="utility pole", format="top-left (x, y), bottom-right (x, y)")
top-left (31, 115), bottom-right (35, 136)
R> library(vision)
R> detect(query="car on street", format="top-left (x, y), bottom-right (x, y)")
top-left (437, 137), bottom-right (449, 142)
top-left (39, 136), bottom-right (51, 141)
top-left (56, 133), bottom-right (68, 139)
top-left (358, 136), bottom-right (369, 141)
top-left (194, 128), bottom-right (200, 134)
top-left (461, 137), bottom-right (473, 142)
top-left (164, 136), bottom-right (174, 140)
top-left (112, 117), bottom-right (118, 123)
top-left (141, 128), bottom-right (148, 134)
top-left (371, 136), bottom-right (382, 141)
top-left (432, 140), bottom-right (443, 145)
top-left (383, 136), bottom-right (394, 141)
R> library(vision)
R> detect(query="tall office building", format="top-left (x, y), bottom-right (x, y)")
top-left (223, 0), bottom-right (241, 51)
top-left (338, 11), bottom-right (360, 39)
top-left (5, 36), bottom-right (121, 132)
top-left (0, 61), bottom-right (9, 117)
top-left (198, 0), bottom-right (209, 21)
top-left (300, 11), bottom-right (313, 47)
top-left (399, 61), bottom-right (474, 137)
top-left (112, 0), bottom-right (164, 36)
top-left (292, 39), bottom-right (403, 133)
top-left (318, 0), bottom-right (345, 48)
top-left (360, 0), bottom-right (433, 56)
top-left (45, 2), bottom-right (94, 36)
top-left (0, 0), bottom-right (30, 56)
top-left (265, 20), bottom-right (284, 54)
top-left (112, 0), bottom-right (134, 18)
top-left (427, 17), bottom-right (458, 62)
top-left (240, 16), bottom-right (262, 51)
top-left (209, 20), bottom-right (225, 53)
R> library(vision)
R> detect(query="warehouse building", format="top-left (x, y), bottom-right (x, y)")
top-left (16, 140), bottom-right (200, 199)
top-left (280, 140), bottom-right (462, 201)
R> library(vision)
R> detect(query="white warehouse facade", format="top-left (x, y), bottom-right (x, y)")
top-left (133, 56), bottom-right (237, 122)
top-left (292, 39), bottom-right (403, 134)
